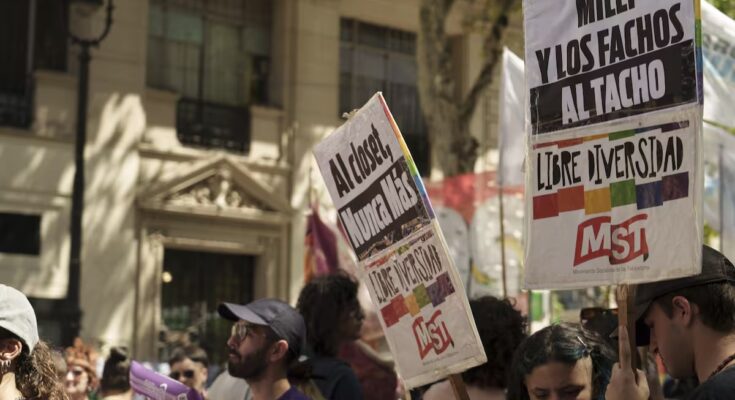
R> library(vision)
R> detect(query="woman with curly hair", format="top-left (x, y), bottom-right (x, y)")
top-left (0, 284), bottom-right (68, 400)
top-left (507, 323), bottom-right (616, 400)
top-left (423, 296), bottom-right (528, 400)
top-left (296, 273), bottom-right (365, 400)
top-left (64, 338), bottom-right (99, 400)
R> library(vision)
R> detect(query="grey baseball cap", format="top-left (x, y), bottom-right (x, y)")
top-left (218, 298), bottom-right (306, 357)
top-left (632, 245), bottom-right (735, 345)
top-left (0, 284), bottom-right (39, 352)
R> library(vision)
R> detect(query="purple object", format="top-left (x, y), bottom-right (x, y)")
top-left (129, 361), bottom-right (203, 400)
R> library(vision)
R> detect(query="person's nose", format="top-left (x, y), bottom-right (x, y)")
top-left (649, 334), bottom-right (659, 355)
top-left (65, 370), bottom-right (75, 382)
top-left (227, 334), bottom-right (237, 349)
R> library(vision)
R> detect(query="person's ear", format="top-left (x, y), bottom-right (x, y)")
top-left (0, 338), bottom-right (23, 364)
top-left (268, 340), bottom-right (289, 363)
top-left (671, 295), bottom-right (694, 325)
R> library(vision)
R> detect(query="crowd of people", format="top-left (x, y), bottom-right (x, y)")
top-left (2, 245), bottom-right (735, 399)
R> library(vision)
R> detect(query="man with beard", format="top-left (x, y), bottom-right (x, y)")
top-left (218, 298), bottom-right (310, 400)
top-left (606, 245), bottom-right (735, 400)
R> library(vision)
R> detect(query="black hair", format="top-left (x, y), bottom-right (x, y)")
top-left (101, 346), bottom-right (131, 394)
top-left (462, 296), bottom-right (527, 389)
top-left (507, 323), bottom-right (615, 400)
top-left (296, 273), bottom-right (361, 357)
top-left (654, 282), bottom-right (735, 332)
top-left (168, 345), bottom-right (208, 367)
top-left (0, 328), bottom-right (68, 400)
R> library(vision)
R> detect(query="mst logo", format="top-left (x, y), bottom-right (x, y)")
top-left (412, 309), bottom-right (453, 360)
top-left (574, 214), bottom-right (649, 266)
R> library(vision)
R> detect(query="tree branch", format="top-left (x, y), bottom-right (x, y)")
top-left (459, 0), bottom-right (514, 125)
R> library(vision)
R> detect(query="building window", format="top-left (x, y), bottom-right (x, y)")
top-left (339, 19), bottom-right (430, 175)
top-left (0, 212), bottom-right (41, 256)
top-left (0, 0), bottom-right (67, 129)
top-left (147, 0), bottom-right (272, 154)
top-left (161, 248), bottom-right (254, 365)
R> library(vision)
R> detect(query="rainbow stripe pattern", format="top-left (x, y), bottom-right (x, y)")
top-left (533, 121), bottom-right (690, 220)
top-left (378, 94), bottom-right (435, 220)
top-left (380, 271), bottom-right (455, 328)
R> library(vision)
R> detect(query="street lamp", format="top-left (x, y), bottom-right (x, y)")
top-left (64, 0), bottom-right (114, 345)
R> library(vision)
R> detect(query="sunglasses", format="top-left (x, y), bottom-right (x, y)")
top-left (580, 307), bottom-right (618, 324)
top-left (170, 369), bottom-right (195, 380)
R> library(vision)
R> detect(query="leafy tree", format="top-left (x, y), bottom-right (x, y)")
top-left (417, 0), bottom-right (518, 176)
top-left (707, 0), bottom-right (735, 18)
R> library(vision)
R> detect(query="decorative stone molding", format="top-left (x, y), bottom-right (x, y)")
top-left (138, 156), bottom-right (292, 223)
top-left (165, 169), bottom-right (271, 212)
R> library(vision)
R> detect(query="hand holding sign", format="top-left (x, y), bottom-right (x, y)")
top-left (605, 326), bottom-right (649, 400)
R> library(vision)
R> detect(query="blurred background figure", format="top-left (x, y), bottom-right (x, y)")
top-left (65, 338), bottom-right (100, 400)
top-left (208, 369), bottom-right (252, 400)
top-left (100, 347), bottom-right (132, 400)
top-left (0, 284), bottom-right (68, 400)
top-left (297, 273), bottom-right (365, 400)
top-left (507, 323), bottom-right (615, 400)
top-left (52, 348), bottom-right (69, 382)
top-left (423, 296), bottom-right (528, 400)
top-left (168, 345), bottom-right (209, 398)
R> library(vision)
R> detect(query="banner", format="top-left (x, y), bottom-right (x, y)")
top-left (702, 1), bottom-right (735, 129)
top-left (303, 206), bottom-right (339, 282)
top-left (314, 93), bottom-right (486, 388)
top-left (498, 47), bottom-right (527, 186)
top-left (129, 361), bottom-right (203, 400)
top-left (703, 125), bottom-right (735, 262)
top-left (523, 0), bottom-right (703, 288)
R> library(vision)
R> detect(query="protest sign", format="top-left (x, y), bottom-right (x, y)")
top-left (525, 0), bottom-right (699, 135)
top-left (129, 361), bottom-right (203, 400)
top-left (313, 93), bottom-right (433, 261)
top-left (523, 0), bottom-right (704, 288)
top-left (314, 93), bottom-right (486, 389)
top-left (362, 223), bottom-right (486, 387)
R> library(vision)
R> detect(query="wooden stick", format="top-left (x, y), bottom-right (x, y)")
top-left (616, 284), bottom-right (637, 370)
top-left (448, 374), bottom-right (471, 400)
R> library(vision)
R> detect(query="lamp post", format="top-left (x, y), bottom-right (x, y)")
top-left (64, 0), bottom-right (114, 345)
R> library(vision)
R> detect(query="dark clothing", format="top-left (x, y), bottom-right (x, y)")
top-left (278, 386), bottom-right (311, 400)
top-left (310, 356), bottom-right (364, 400)
top-left (685, 366), bottom-right (735, 399)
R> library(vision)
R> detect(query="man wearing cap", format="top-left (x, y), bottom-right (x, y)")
top-left (218, 298), bottom-right (310, 400)
top-left (606, 245), bottom-right (735, 399)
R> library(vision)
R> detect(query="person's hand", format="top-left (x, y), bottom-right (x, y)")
top-left (605, 326), bottom-right (649, 400)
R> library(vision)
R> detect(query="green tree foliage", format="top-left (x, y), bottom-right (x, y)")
top-left (707, 0), bottom-right (735, 19)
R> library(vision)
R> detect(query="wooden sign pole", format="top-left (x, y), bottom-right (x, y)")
top-left (449, 374), bottom-right (471, 400)
top-left (616, 284), bottom-right (637, 370)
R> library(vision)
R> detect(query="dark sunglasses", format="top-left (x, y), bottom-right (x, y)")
top-left (580, 307), bottom-right (618, 325)
top-left (170, 369), bottom-right (195, 380)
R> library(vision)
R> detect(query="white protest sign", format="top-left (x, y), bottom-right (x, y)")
top-left (313, 94), bottom-right (432, 261)
top-left (523, 0), bottom-right (703, 288)
top-left (363, 222), bottom-right (487, 387)
top-left (313, 93), bottom-right (486, 388)
top-left (525, 0), bottom-right (698, 134)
